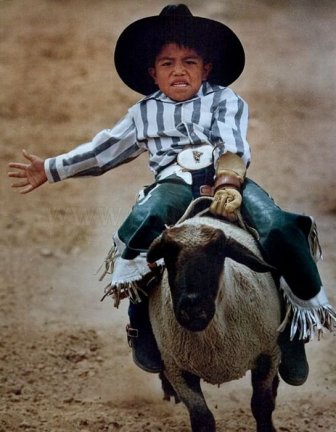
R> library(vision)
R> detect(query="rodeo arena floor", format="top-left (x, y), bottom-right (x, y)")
top-left (1, 1), bottom-right (335, 431)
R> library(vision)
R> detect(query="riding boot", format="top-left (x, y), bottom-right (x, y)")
top-left (126, 295), bottom-right (163, 373)
top-left (277, 324), bottom-right (309, 386)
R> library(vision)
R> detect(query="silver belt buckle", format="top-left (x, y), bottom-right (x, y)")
top-left (177, 144), bottom-right (213, 171)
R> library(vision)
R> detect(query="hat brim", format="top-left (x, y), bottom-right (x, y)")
top-left (114, 14), bottom-right (245, 95)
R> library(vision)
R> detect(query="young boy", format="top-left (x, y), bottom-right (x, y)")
top-left (8, 5), bottom-right (335, 384)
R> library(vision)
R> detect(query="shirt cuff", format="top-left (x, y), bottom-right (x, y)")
top-left (44, 157), bottom-right (62, 183)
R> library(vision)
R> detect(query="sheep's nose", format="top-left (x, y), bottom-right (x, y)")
top-left (179, 294), bottom-right (208, 322)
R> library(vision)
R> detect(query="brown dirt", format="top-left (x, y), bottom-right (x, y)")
top-left (1, 1), bottom-right (335, 431)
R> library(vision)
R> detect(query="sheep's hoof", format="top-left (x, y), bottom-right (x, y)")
top-left (159, 372), bottom-right (181, 404)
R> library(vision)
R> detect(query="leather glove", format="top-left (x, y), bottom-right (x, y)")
top-left (209, 152), bottom-right (246, 221)
top-left (210, 188), bottom-right (242, 221)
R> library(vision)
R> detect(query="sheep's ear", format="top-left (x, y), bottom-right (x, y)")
top-left (225, 238), bottom-right (275, 273)
top-left (147, 235), bottom-right (164, 264)
top-left (147, 228), bottom-right (181, 264)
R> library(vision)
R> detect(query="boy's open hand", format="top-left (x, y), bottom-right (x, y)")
top-left (8, 149), bottom-right (47, 194)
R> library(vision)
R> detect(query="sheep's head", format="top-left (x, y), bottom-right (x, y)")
top-left (147, 224), bottom-right (273, 332)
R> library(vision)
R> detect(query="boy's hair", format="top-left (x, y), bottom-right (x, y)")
top-left (146, 25), bottom-right (215, 68)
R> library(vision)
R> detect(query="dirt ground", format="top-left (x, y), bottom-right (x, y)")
top-left (1, 0), bottom-right (335, 431)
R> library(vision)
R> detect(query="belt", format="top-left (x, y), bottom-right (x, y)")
top-left (156, 163), bottom-right (192, 184)
top-left (156, 164), bottom-right (216, 197)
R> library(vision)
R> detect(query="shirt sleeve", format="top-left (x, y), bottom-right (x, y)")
top-left (44, 111), bottom-right (145, 183)
top-left (210, 89), bottom-right (251, 167)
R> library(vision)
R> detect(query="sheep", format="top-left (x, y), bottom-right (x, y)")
top-left (147, 214), bottom-right (282, 432)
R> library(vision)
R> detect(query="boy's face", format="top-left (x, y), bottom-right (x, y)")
top-left (148, 43), bottom-right (212, 102)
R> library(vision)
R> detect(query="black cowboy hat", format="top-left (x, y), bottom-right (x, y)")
top-left (114, 4), bottom-right (245, 95)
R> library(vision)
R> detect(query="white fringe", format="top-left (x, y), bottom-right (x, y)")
top-left (278, 279), bottom-right (336, 341)
top-left (96, 245), bottom-right (116, 281)
top-left (308, 217), bottom-right (323, 262)
top-left (101, 280), bottom-right (147, 308)
top-left (97, 242), bottom-right (150, 308)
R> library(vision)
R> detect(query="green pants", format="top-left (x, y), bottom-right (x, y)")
top-left (118, 176), bottom-right (193, 260)
top-left (117, 175), bottom-right (322, 301)
top-left (241, 179), bottom-right (322, 301)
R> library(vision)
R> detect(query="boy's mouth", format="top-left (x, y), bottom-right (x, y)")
top-left (171, 81), bottom-right (189, 87)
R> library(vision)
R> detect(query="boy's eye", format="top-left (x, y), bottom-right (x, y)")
top-left (159, 61), bottom-right (172, 67)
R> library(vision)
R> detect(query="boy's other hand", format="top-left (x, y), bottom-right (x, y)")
top-left (8, 149), bottom-right (47, 194)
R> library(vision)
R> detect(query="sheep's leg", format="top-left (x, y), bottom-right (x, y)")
top-left (159, 371), bottom-right (180, 404)
top-left (165, 368), bottom-right (216, 432)
top-left (251, 354), bottom-right (279, 432)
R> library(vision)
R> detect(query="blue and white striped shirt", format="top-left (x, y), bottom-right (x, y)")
top-left (44, 82), bottom-right (250, 183)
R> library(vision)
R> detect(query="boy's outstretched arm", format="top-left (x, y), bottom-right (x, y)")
top-left (8, 149), bottom-right (47, 194)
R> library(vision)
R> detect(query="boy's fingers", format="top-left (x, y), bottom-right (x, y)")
top-left (22, 149), bottom-right (36, 162)
top-left (8, 170), bottom-right (27, 178)
top-left (8, 162), bottom-right (28, 170)
top-left (11, 179), bottom-right (30, 188)
top-left (20, 185), bottom-right (34, 194)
